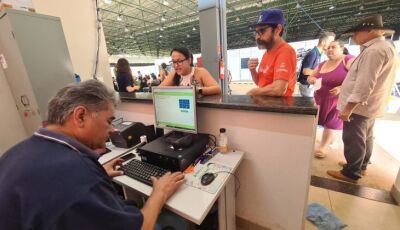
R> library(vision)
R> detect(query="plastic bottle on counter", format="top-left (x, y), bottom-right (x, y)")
top-left (218, 128), bottom-right (228, 153)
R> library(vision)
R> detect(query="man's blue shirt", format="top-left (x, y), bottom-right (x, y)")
top-left (298, 47), bottom-right (322, 85)
top-left (0, 128), bottom-right (143, 230)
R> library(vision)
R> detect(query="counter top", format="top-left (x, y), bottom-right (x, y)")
top-left (118, 92), bottom-right (317, 116)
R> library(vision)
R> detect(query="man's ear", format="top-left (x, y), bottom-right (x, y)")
top-left (72, 106), bottom-right (88, 128)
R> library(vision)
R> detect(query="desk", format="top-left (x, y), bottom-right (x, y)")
top-left (98, 144), bottom-right (138, 165)
top-left (100, 149), bottom-right (244, 229)
top-left (117, 94), bottom-right (317, 229)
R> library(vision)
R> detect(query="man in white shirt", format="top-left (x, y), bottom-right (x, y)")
top-left (327, 15), bottom-right (397, 183)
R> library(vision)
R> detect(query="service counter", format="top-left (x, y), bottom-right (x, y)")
top-left (116, 92), bottom-right (318, 230)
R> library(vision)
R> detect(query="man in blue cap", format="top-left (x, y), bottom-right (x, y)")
top-left (247, 8), bottom-right (296, 97)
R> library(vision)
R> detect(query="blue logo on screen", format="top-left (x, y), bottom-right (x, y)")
top-left (179, 99), bottom-right (190, 109)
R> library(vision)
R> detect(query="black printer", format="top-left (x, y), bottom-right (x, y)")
top-left (110, 119), bottom-right (159, 148)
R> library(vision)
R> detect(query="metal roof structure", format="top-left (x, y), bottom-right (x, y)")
top-left (99, 0), bottom-right (400, 57)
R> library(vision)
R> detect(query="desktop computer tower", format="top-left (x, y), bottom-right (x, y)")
top-left (138, 133), bottom-right (209, 171)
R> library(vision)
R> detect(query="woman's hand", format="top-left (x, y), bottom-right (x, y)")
top-left (307, 76), bottom-right (317, 85)
top-left (329, 86), bottom-right (341, 95)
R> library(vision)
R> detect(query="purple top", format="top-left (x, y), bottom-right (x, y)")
top-left (314, 55), bottom-right (354, 130)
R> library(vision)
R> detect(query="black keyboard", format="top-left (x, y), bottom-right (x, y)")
top-left (121, 159), bottom-right (169, 186)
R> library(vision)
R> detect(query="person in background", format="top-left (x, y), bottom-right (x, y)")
top-left (160, 47), bottom-right (221, 96)
top-left (307, 40), bottom-right (355, 158)
top-left (247, 8), bottom-right (297, 96)
top-left (327, 15), bottom-right (397, 183)
top-left (112, 76), bottom-right (118, 91)
top-left (115, 58), bottom-right (140, 92)
top-left (0, 80), bottom-right (185, 229)
top-left (159, 62), bottom-right (168, 82)
top-left (298, 32), bottom-right (336, 97)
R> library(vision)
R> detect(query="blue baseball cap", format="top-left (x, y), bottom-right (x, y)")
top-left (253, 8), bottom-right (286, 27)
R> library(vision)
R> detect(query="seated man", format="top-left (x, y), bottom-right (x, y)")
top-left (0, 80), bottom-right (185, 229)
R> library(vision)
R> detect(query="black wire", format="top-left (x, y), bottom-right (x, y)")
top-left (93, 0), bottom-right (101, 80)
top-left (208, 134), bottom-right (217, 151)
top-left (211, 171), bottom-right (241, 197)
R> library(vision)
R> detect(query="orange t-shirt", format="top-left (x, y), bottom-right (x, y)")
top-left (257, 42), bottom-right (297, 96)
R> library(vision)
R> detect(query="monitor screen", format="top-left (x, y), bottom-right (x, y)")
top-left (152, 86), bottom-right (197, 133)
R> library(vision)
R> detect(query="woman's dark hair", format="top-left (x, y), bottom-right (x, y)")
top-left (343, 47), bottom-right (349, 55)
top-left (170, 47), bottom-right (194, 66)
top-left (170, 47), bottom-right (194, 86)
top-left (115, 58), bottom-right (134, 84)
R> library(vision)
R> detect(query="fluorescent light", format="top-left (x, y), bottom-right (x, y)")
top-left (329, 5), bottom-right (335, 10)
top-left (104, 0), bottom-right (112, 4)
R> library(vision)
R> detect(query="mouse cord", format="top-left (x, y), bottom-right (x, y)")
top-left (212, 171), bottom-right (241, 197)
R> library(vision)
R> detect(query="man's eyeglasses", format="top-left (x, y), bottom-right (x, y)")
top-left (170, 59), bottom-right (187, 66)
top-left (254, 25), bottom-right (271, 36)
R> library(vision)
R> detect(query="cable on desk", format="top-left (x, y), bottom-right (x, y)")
top-left (212, 171), bottom-right (241, 197)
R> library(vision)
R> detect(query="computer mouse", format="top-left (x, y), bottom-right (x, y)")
top-left (201, 173), bottom-right (216, 186)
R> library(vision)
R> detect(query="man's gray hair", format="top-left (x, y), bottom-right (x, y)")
top-left (318, 31), bottom-right (336, 44)
top-left (47, 79), bottom-right (118, 125)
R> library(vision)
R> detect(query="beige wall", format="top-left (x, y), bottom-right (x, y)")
top-left (0, 68), bottom-right (27, 155)
top-left (32, 0), bottom-right (113, 88)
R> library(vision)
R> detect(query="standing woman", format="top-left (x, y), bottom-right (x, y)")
top-left (307, 40), bottom-right (355, 158)
top-left (159, 63), bottom-right (168, 82)
top-left (160, 47), bottom-right (221, 96)
top-left (115, 58), bottom-right (140, 92)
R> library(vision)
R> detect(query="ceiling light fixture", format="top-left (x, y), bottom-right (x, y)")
top-left (295, 3), bottom-right (301, 9)
top-left (186, 34), bottom-right (190, 38)
top-left (236, 17), bottom-right (240, 22)
top-left (117, 14), bottom-right (122, 21)
top-left (329, 5), bottom-right (335, 10)
top-left (161, 15), bottom-right (166, 22)
top-left (163, 0), bottom-right (169, 6)
top-left (104, 0), bottom-right (112, 4)
top-left (160, 27), bottom-right (164, 31)
top-left (124, 27), bottom-right (129, 32)
top-left (160, 35), bottom-right (163, 38)
top-left (192, 27), bottom-right (196, 31)
top-left (359, 5), bottom-right (364, 10)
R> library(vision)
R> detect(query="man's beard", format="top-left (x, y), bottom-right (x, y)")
top-left (256, 37), bottom-right (275, 50)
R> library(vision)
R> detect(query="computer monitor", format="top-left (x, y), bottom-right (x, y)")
top-left (152, 86), bottom-right (197, 134)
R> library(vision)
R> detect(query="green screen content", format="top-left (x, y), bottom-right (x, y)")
top-left (153, 88), bottom-right (196, 132)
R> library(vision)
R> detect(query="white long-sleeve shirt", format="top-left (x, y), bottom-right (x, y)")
top-left (337, 36), bottom-right (397, 118)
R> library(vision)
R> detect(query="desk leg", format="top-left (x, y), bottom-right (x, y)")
top-left (218, 176), bottom-right (236, 230)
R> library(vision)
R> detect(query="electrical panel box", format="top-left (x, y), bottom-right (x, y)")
top-left (0, 9), bottom-right (74, 134)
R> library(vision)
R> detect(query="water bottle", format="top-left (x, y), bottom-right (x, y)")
top-left (218, 128), bottom-right (228, 153)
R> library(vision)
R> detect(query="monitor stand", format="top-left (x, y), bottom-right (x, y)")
top-left (164, 131), bottom-right (194, 150)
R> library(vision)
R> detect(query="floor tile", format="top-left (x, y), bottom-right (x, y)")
top-left (305, 186), bottom-right (331, 230)
top-left (329, 190), bottom-right (400, 230)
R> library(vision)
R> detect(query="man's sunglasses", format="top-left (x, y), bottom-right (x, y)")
top-left (254, 25), bottom-right (272, 36)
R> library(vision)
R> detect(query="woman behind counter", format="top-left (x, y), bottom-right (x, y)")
top-left (160, 47), bottom-right (221, 96)
top-left (115, 58), bottom-right (140, 93)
